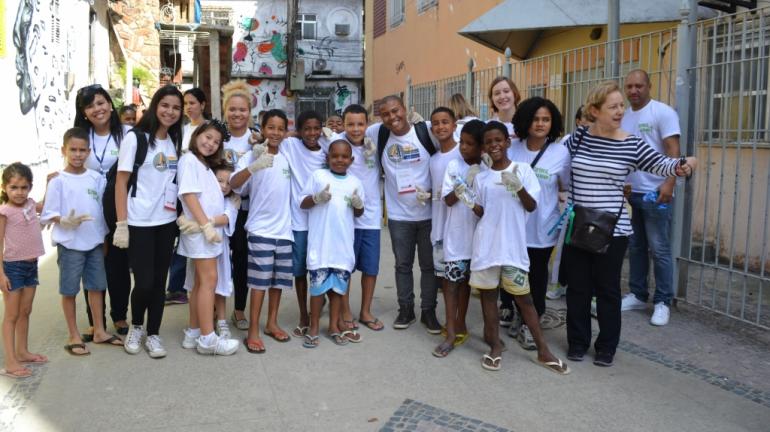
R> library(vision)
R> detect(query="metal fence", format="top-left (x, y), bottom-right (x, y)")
top-left (405, 6), bottom-right (770, 328)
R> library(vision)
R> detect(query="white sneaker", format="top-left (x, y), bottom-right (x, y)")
top-left (650, 303), bottom-right (670, 326)
top-left (546, 284), bottom-right (567, 300)
top-left (590, 297), bottom-right (597, 318)
top-left (182, 328), bottom-right (199, 349)
top-left (196, 335), bottom-right (239, 356)
top-left (621, 293), bottom-right (647, 311)
top-left (217, 321), bottom-right (231, 339)
top-left (506, 313), bottom-right (522, 338)
top-left (145, 335), bottom-right (167, 358)
top-left (124, 325), bottom-right (145, 355)
top-left (517, 324), bottom-right (536, 351)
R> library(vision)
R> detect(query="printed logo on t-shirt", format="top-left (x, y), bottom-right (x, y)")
top-left (282, 168), bottom-right (291, 179)
top-left (534, 167), bottom-right (550, 181)
top-left (386, 143), bottom-right (420, 164)
top-left (344, 194), bottom-right (353, 208)
top-left (638, 123), bottom-right (653, 133)
top-left (365, 158), bottom-right (376, 169)
top-left (110, 149), bottom-right (119, 156)
top-left (87, 188), bottom-right (98, 202)
top-left (154, 153), bottom-right (169, 171)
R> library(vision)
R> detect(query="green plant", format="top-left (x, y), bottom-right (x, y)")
top-left (116, 63), bottom-right (154, 88)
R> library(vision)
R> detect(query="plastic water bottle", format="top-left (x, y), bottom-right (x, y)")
top-left (643, 191), bottom-right (669, 209)
top-left (451, 174), bottom-right (476, 208)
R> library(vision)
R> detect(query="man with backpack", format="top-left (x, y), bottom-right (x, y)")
top-left (367, 95), bottom-right (441, 332)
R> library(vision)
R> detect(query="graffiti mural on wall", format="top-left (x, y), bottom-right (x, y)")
top-left (232, 1), bottom-right (288, 77)
top-left (245, 79), bottom-right (288, 118)
top-left (333, 81), bottom-right (358, 115)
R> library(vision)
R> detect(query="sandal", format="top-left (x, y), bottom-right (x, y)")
top-left (291, 326), bottom-right (309, 338)
top-left (302, 334), bottom-right (320, 349)
top-left (340, 330), bottom-right (362, 343)
top-left (64, 343), bottom-right (90, 356)
top-left (342, 319), bottom-right (359, 331)
top-left (532, 357), bottom-right (571, 375)
top-left (0, 368), bottom-right (32, 379)
top-left (20, 354), bottom-right (48, 364)
top-left (94, 335), bottom-right (124, 347)
top-left (432, 341), bottom-right (454, 358)
top-left (481, 354), bottom-right (502, 371)
top-left (329, 332), bottom-right (349, 346)
top-left (243, 338), bottom-right (266, 354)
top-left (359, 317), bottom-right (384, 331)
top-left (453, 333), bottom-right (469, 347)
top-left (264, 329), bottom-right (290, 343)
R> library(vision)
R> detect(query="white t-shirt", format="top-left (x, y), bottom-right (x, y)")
top-left (117, 131), bottom-right (178, 227)
top-left (224, 130), bottom-right (253, 167)
top-left (489, 117), bottom-right (515, 137)
top-left (280, 137), bottom-right (328, 231)
top-left (441, 159), bottom-right (481, 261)
top-left (454, 116), bottom-right (480, 143)
top-left (622, 99), bottom-right (681, 192)
top-left (324, 133), bottom-right (382, 230)
top-left (177, 153), bottom-right (225, 259)
top-left (181, 123), bottom-right (202, 152)
top-left (85, 125), bottom-right (131, 175)
top-left (367, 123), bottom-right (432, 222)
top-left (429, 144), bottom-right (462, 244)
top-left (234, 150), bottom-right (293, 241)
top-left (302, 169), bottom-right (364, 272)
top-left (508, 140), bottom-right (570, 248)
top-left (471, 161), bottom-right (541, 272)
top-left (41, 169), bottom-right (109, 251)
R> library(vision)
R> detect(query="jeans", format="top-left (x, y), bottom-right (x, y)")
top-left (628, 192), bottom-right (674, 305)
top-left (565, 236), bottom-right (628, 356)
top-left (388, 219), bottom-right (437, 311)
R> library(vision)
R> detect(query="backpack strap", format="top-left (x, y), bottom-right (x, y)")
top-left (413, 121), bottom-right (436, 156)
top-left (129, 130), bottom-right (150, 198)
top-left (377, 124), bottom-right (390, 164)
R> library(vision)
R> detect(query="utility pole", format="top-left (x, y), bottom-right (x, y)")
top-left (285, 0), bottom-right (299, 92)
top-left (606, 0), bottom-right (620, 78)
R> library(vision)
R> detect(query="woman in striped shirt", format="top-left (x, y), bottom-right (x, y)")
top-left (563, 81), bottom-right (695, 367)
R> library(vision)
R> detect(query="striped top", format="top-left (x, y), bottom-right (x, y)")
top-left (564, 126), bottom-right (680, 236)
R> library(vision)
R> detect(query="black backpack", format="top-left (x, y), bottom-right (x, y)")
top-left (102, 130), bottom-right (149, 234)
top-left (377, 121), bottom-right (437, 164)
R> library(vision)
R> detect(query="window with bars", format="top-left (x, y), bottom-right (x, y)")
top-left (390, 0), bottom-right (405, 28)
top-left (297, 14), bottom-right (317, 40)
top-left (417, 0), bottom-right (438, 13)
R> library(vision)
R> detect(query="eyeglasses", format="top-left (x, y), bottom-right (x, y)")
top-left (77, 84), bottom-right (103, 97)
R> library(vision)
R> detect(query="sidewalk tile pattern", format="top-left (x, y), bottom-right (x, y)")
top-left (381, 399), bottom-right (512, 432)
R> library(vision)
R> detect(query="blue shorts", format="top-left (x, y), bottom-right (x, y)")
top-left (292, 230), bottom-right (308, 277)
top-left (3, 260), bottom-right (39, 291)
top-left (309, 268), bottom-right (351, 296)
top-left (247, 235), bottom-right (293, 290)
top-left (353, 229), bottom-right (381, 276)
top-left (57, 245), bottom-right (107, 296)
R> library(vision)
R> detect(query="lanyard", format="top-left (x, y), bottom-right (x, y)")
top-left (91, 130), bottom-right (112, 172)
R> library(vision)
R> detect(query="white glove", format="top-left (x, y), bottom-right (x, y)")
top-left (59, 209), bottom-right (93, 230)
top-left (177, 215), bottom-right (201, 234)
top-left (228, 194), bottom-right (242, 209)
top-left (248, 152), bottom-right (274, 173)
top-left (252, 142), bottom-right (267, 158)
top-left (481, 153), bottom-right (493, 168)
top-left (363, 136), bottom-right (376, 158)
top-left (201, 220), bottom-right (222, 243)
top-left (453, 182), bottom-right (467, 197)
top-left (313, 184), bottom-right (332, 204)
top-left (501, 165), bottom-right (523, 193)
top-left (322, 127), bottom-right (334, 139)
top-left (415, 186), bottom-right (431, 206)
top-left (350, 189), bottom-right (364, 210)
top-left (466, 164), bottom-right (481, 185)
top-left (407, 109), bottom-right (424, 125)
top-left (113, 221), bottom-right (129, 249)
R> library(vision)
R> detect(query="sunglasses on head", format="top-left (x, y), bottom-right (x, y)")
top-left (77, 84), bottom-right (103, 97)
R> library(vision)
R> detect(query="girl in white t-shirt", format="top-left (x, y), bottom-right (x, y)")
top-left (299, 140), bottom-right (365, 348)
top-left (176, 120), bottom-right (239, 356)
top-left (469, 121), bottom-right (569, 375)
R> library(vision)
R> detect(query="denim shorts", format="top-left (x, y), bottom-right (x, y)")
top-left (291, 230), bottom-right (308, 277)
top-left (3, 260), bottom-right (39, 291)
top-left (57, 245), bottom-right (107, 296)
top-left (353, 229), bottom-right (380, 276)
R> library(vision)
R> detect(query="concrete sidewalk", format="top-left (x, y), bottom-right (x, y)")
top-left (1, 227), bottom-right (769, 432)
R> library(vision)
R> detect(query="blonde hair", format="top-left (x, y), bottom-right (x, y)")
top-left (582, 81), bottom-right (621, 123)
top-left (221, 80), bottom-right (253, 127)
top-left (448, 93), bottom-right (477, 119)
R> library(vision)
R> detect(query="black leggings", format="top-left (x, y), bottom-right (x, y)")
top-left (230, 209), bottom-right (249, 312)
top-left (128, 222), bottom-right (177, 336)
top-left (85, 240), bottom-right (131, 327)
top-left (499, 246), bottom-right (553, 317)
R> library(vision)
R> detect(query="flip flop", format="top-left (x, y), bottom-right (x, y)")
top-left (329, 332), bottom-right (349, 346)
top-left (481, 354), bottom-right (502, 371)
top-left (0, 368), bottom-right (32, 379)
top-left (340, 330), bottom-right (362, 343)
top-left (432, 341), bottom-right (454, 358)
top-left (342, 319), bottom-right (359, 331)
top-left (94, 335), bottom-right (124, 347)
top-left (359, 317), bottom-right (384, 331)
top-left (302, 334), bottom-right (320, 349)
top-left (243, 338), bottom-right (266, 354)
top-left (21, 354), bottom-right (48, 364)
top-left (263, 329), bottom-right (290, 343)
top-left (532, 357), bottom-right (571, 375)
top-left (291, 326), bottom-right (309, 338)
top-left (453, 333), bottom-right (469, 347)
top-left (64, 343), bottom-right (90, 356)
top-left (81, 333), bottom-right (94, 343)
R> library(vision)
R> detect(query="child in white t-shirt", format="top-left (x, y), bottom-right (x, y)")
top-left (230, 109), bottom-right (291, 354)
top-left (469, 121), bottom-right (569, 375)
top-left (176, 120), bottom-right (239, 356)
top-left (41, 128), bottom-right (120, 356)
top-left (432, 120), bottom-right (485, 358)
top-left (299, 140), bottom-right (365, 348)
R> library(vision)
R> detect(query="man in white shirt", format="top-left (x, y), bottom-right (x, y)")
top-left (620, 69), bottom-right (681, 326)
top-left (368, 96), bottom-right (440, 332)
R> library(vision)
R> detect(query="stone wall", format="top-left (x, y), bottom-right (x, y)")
top-left (109, 0), bottom-right (162, 93)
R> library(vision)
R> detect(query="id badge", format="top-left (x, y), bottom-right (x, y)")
top-left (396, 163), bottom-right (416, 194)
top-left (164, 183), bottom-right (179, 211)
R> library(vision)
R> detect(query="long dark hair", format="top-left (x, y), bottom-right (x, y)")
top-left (74, 85), bottom-right (124, 145)
top-left (135, 85), bottom-right (184, 152)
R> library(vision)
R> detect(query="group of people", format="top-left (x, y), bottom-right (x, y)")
top-left (0, 69), bottom-right (695, 379)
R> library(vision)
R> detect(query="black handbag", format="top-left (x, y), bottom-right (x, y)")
top-left (565, 131), bottom-right (625, 254)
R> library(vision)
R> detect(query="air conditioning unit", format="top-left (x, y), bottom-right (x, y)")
top-left (314, 58), bottom-right (328, 71)
top-left (335, 23), bottom-right (350, 36)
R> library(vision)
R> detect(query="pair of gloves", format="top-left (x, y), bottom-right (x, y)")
top-left (112, 216), bottom-right (222, 249)
top-left (312, 184), bottom-right (364, 210)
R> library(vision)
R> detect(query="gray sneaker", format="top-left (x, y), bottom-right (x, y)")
top-left (517, 324), bottom-right (536, 351)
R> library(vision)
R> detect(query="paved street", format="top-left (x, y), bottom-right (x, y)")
top-left (1, 228), bottom-right (769, 432)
